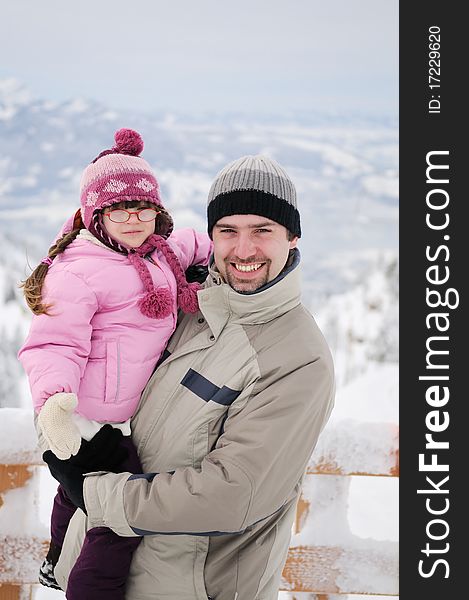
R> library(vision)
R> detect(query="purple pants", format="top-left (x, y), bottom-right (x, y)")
top-left (50, 436), bottom-right (143, 600)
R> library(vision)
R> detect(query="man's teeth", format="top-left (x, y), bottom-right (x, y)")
top-left (234, 263), bottom-right (263, 272)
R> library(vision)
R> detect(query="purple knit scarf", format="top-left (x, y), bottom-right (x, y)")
top-left (128, 234), bottom-right (201, 319)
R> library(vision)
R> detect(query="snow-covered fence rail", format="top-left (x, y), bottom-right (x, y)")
top-left (0, 409), bottom-right (398, 598)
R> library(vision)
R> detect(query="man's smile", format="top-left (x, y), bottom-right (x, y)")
top-left (232, 262), bottom-right (265, 273)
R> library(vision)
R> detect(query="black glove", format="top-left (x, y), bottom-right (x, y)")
top-left (67, 424), bottom-right (128, 471)
top-left (185, 264), bottom-right (208, 284)
top-left (43, 450), bottom-right (87, 512)
top-left (43, 425), bottom-right (129, 513)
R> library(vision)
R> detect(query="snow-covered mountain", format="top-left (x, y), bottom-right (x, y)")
top-left (316, 252), bottom-right (398, 387)
top-left (0, 228), bottom-right (38, 407)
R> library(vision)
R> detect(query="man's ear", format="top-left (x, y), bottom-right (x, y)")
top-left (289, 236), bottom-right (299, 249)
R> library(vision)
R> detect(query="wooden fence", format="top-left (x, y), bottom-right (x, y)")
top-left (0, 410), bottom-right (398, 599)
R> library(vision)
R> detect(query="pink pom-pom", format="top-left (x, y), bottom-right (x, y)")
top-left (113, 128), bottom-right (144, 156)
top-left (178, 282), bottom-right (201, 314)
top-left (138, 288), bottom-right (173, 319)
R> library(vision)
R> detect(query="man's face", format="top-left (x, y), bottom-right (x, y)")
top-left (212, 214), bottom-right (298, 292)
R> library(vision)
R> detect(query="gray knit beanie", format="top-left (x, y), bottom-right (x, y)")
top-left (207, 155), bottom-right (301, 238)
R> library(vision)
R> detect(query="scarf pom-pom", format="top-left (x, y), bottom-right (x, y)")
top-left (138, 287), bottom-right (173, 319)
top-left (178, 282), bottom-right (201, 314)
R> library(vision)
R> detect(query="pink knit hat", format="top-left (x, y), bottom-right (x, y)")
top-left (80, 128), bottom-right (167, 228)
top-left (78, 128), bottom-right (200, 318)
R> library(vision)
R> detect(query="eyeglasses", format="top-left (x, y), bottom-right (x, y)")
top-left (103, 207), bottom-right (160, 223)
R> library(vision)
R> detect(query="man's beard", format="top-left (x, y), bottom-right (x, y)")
top-left (224, 257), bottom-right (271, 293)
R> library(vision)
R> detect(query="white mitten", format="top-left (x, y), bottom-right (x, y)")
top-left (37, 393), bottom-right (82, 460)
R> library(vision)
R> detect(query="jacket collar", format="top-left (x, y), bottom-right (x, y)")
top-left (77, 229), bottom-right (109, 249)
top-left (197, 249), bottom-right (302, 336)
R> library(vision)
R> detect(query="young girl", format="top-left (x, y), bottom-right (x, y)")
top-left (18, 128), bottom-right (212, 599)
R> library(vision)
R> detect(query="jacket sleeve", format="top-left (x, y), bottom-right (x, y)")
top-left (18, 269), bottom-right (98, 413)
top-left (83, 355), bottom-right (335, 536)
top-left (167, 228), bottom-right (213, 272)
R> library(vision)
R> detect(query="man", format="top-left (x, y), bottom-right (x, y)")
top-left (48, 155), bottom-right (335, 600)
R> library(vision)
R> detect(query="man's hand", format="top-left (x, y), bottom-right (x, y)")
top-left (67, 424), bottom-right (128, 471)
top-left (43, 425), bottom-right (129, 513)
top-left (185, 264), bottom-right (209, 284)
top-left (43, 450), bottom-right (86, 513)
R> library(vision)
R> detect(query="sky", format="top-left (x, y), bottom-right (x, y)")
top-left (0, 0), bottom-right (398, 116)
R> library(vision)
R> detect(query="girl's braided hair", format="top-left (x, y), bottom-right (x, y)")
top-left (21, 212), bottom-right (84, 315)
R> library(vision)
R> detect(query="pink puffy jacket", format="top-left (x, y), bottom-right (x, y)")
top-left (18, 229), bottom-right (212, 422)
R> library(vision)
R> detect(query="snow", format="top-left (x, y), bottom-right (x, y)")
top-left (332, 363), bottom-right (398, 423)
top-left (312, 417), bottom-right (398, 475)
top-left (0, 470), bottom-right (47, 537)
top-left (32, 588), bottom-right (65, 599)
top-left (348, 476), bottom-right (398, 541)
top-left (290, 475), bottom-right (398, 595)
top-left (156, 168), bottom-right (213, 208)
top-left (282, 138), bottom-right (368, 173)
top-left (0, 408), bottom-right (41, 463)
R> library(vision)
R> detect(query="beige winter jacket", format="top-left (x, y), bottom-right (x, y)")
top-left (55, 251), bottom-right (335, 599)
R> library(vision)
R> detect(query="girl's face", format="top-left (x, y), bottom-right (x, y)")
top-left (102, 201), bottom-right (157, 248)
